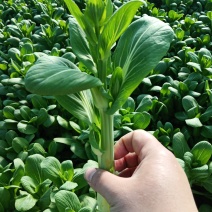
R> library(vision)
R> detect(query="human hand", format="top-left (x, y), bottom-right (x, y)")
top-left (84, 130), bottom-right (198, 212)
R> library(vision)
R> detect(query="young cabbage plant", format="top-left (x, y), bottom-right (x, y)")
top-left (25, 0), bottom-right (174, 210)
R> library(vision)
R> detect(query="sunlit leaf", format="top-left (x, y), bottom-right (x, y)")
top-left (25, 56), bottom-right (102, 95)
top-left (100, 0), bottom-right (144, 53)
top-left (191, 141), bottom-right (212, 166)
top-left (68, 18), bottom-right (97, 74)
top-left (55, 190), bottom-right (81, 212)
top-left (108, 15), bottom-right (174, 114)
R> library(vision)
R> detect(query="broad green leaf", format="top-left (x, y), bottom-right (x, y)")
top-left (41, 157), bottom-right (62, 186)
top-left (201, 126), bottom-right (212, 138)
top-left (64, 0), bottom-right (97, 46)
top-left (36, 108), bottom-right (48, 125)
top-left (122, 97), bottom-right (135, 113)
top-left (20, 43), bottom-right (33, 56)
top-left (68, 18), bottom-right (97, 74)
top-left (17, 121), bottom-right (37, 135)
top-left (191, 165), bottom-right (209, 181)
top-left (182, 95), bottom-right (199, 111)
top-left (69, 140), bottom-right (87, 160)
top-left (21, 176), bottom-right (38, 194)
top-left (187, 62), bottom-right (202, 72)
top-left (183, 152), bottom-right (194, 166)
top-left (0, 187), bottom-right (10, 210)
top-left (84, 0), bottom-right (105, 26)
top-left (3, 106), bottom-right (15, 119)
top-left (72, 168), bottom-right (88, 190)
top-left (136, 95), bottom-right (153, 112)
top-left (200, 106), bottom-right (212, 122)
top-left (61, 160), bottom-right (74, 181)
top-left (100, 0), bottom-right (144, 52)
top-left (55, 190), bottom-right (81, 212)
top-left (15, 191), bottom-right (37, 211)
top-left (108, 15), bottom-right (174, 114)
top-left (31, 95), bottom-right (48, 109)
top-left (57, 115), bottom-right (69, 129)
top-left (12, 158), bottom-right (25, 186)
top-left (84, 0), bottom-right (113, 27)
top-left (12, 137), bottom-right (29, 153)
top-left (55, 90), bottom-right (99, 126)
top-left (20, 106), bottom-right (31, 120)
top-left (79, 195), bottom-right (97, 210)
top-left (172, 132), bottom-right (190, 159)
top-left (64, 0), bottom-right (84, 29)
top-left (133, 112), bottom-right (151, 129)
top-left (191, 141), bottom-right (212, 166)
top-left (25, 56), bottom-right (102, 96)
top-left (60, 181), bottom-right (78, 191)
top-left (25, 154), bottom-right (45, 183)
top-left (185, 117), bottom-right (202, 127)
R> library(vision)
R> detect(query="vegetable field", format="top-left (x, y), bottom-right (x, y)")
top-left (0, 0), bottom-right (212, 211)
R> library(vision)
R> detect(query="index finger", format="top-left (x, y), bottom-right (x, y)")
top-left (114, 130), bottom-right (162, 160)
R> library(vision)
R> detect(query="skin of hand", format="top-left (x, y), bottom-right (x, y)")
top-left (84, 130), bottom-right (198, 212)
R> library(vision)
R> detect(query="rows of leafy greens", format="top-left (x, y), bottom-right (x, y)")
top-left (0, 0), bottom-right (212, 211)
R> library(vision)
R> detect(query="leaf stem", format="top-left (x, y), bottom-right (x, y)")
top-left (97, 109), bottom-right (114, 211)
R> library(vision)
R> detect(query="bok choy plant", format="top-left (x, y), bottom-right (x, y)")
top-left (24, 0), bottom-right (174, 210)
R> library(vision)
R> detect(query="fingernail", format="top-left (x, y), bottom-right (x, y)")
top-left (84, 168), bottom-right (96, 183)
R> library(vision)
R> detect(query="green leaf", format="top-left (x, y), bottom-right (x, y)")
top-left (21, 176), bottom-right (38, 194)
top-left (185, 117), bottom-right (202, 128)
top-left (3, 106), bottom-right (15, 119)
top-left (172, 132), bottom-right (190, 159)
top-left (64, 0), bottom-right (85, 29)
top-left (79, 195), bottom-right (97, 211)
top-left (108, 15), bottom-right (174, 114)
top-left (57, 115), bottom-right (69, 129)
top-left (200, 106), bottom-right (212, 122)
top-left (55, 190), bottom-right (81, 212)
top-left (68, 18), bottom-right (97, 74)
top-left (191, 141), bottom-right (212, 166)
top-left (60, 181), bottom-right (78, 191)
top-left (191, 165), bottom-right (209, 181)
top-left (61, 160), bottom-right (74, 181)
top-left (31, 95), bottom-right (48, 109)
top-left (17, 121), bottom-right (37, 135)
top-left (72, 168), bottom-right (88, 190)
top-left (15, 191), bottom-right (37, 211)
top-left (100, 0), bottom-right (144, 52)
top-left (41, 157), bottom-right (62, 186)
top-left (122, 97), bottom-right (135, 113)
top-left (0, 187), bottom-right (10, 210)
top-left (25, 154), bottom-right (45, 183)
top-left (11, 158), bottom-right (25, 186)
top-left (25, 56), bottom-right (102, 96)
top-left (133, 112), bottom-right (151, 129)
top-left (201, 126), bottom-right (212, 138)
top-left (12, 137), bottom-right (29, 153)
top-left (55, 90), bottom-right (98, 126)
top-left (182, 95), bottom-right (199, 111)
top-left (136, 95), bottom-right (153, 112)
top-left (20, 106), bottom-right (31, 120)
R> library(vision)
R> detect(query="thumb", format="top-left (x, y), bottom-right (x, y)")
top-left (84, 168), bottom-right (127, 205)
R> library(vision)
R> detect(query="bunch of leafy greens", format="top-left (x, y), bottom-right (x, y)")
top-left (0, 0), bottom-right (212, 211)
top-left (24, 0), bottom-right (174, 210)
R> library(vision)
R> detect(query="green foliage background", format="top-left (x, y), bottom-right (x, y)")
top-left (0, 0), bottom-right (212, 211)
